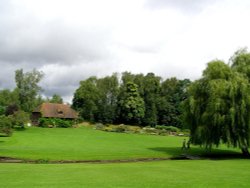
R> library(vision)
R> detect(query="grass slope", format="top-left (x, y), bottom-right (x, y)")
top-left (1, 160), bottom-right (250, 188)
top-left (0, 127), bottom-right (241, 161)
top-left (0, 126), bottom-right (184, 160)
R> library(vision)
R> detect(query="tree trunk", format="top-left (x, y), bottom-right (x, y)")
top-left (241, 147), bottom-right (250, 157)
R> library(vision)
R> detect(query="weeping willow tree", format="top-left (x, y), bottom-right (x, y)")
top-left (185, 59), bottom-right (250, 156)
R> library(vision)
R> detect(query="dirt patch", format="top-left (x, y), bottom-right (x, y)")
top-left (0, 154), bottom-right (208, 164)
top-left (0, 156), bottom-right (175, 164)
top-left (0, 156), bottom-right (24, 163)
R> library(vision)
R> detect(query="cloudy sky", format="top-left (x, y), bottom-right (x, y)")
top-left (1, 0), bottom-right (250, 102)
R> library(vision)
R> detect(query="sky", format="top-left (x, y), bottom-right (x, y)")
top-left (1, 0), bottom-right (250, 103)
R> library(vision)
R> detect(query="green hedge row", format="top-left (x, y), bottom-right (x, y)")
top-left (38, 118), bottom-right (74, 128)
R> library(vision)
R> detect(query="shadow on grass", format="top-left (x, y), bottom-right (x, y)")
top-left (148, 147), bottom-right (248, 160)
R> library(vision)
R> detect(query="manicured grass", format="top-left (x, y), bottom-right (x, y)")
top-left (0, 126), bottom-right (185, 160)
top-left (0, 126), bottom-right (248, 187)
top-left (1, 160), bottom-right (250, 187)
top-left (0, 126), bottom-right (241, 161)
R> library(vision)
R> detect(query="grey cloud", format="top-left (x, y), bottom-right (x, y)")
top-left (0, 21), bottom-right (112, 65)
top-left (0, 61), bottom-right (39, 90)
top-left (0, 0), bottom-right (112, 65)
top-left (0, 0), bottom-right (114, 102)
top-left (42, 85), bottom-right (77, 99)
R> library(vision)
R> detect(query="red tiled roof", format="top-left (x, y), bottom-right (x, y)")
top-left (33, 103), bottom-right (78, 119)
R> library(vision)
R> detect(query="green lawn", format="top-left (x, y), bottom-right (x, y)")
top-left (1, 160), bottom-right (250, 188)
top-left (0, 126), bottom-right (186, 160)
top-left (0, 127), bottom-right (248, 187)
top-left (0, 126), bottom-right (240, 161)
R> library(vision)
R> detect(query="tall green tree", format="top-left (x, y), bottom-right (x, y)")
top-left (185, 60), bottom-right (250, 155)
top-left (72, 77), bottom-right (100, 122)
top-left (15, 69), bottom-right (44, 112)
top-left (96, 74), bottom-right (119, 124)
top-left (118, 82), bottom-right (145, 125)
top-left (159, 78), bottom-right (190, 128)
top-left (141, 73), bottom-right (161, 126)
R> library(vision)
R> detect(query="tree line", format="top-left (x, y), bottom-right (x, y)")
top-left (2, 48), bottom-right (250, 156)
top-left (72, 72), bottom-right (191, 128)
top-left (72, 48), bottom-right (250, 155)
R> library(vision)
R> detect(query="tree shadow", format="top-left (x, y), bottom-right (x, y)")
top-left (148, 147), bottom-right (248, 160)
top-left (200, 149), bottom-right (248, 160)
top-left (149, 147), bottom-right (183, 157)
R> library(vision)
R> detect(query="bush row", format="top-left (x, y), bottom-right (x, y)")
top-left (39, 118), bottom-right (74, 128)
top-left (94, 123), bottom-right (189, 136)
top-left (155, 125), bottom-right (180, 132)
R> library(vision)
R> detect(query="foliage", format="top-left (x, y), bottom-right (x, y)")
top-left (95, 74), bottom-right (119, 124)
top-left (230, 48), bottom-right (250, 78)
top-left (10, 110), bottom-right (30, 129)
top-left (5, 104), bottom-right (19, 116)
top-left (185, 56), bottom-right (250, 155)
top-left (0, 89), bottom-right (20, 116)
top-left (0, 89), bottom-right (19, 108)
top-left (15, 69), bottom-right (44, 112)
top-left (141, 73), bottom-right (161, 126)
top-left (72, 72), bottom-right (190, 127)
top-left (0, 105), bottom-right (5, 115)
top-left (158, 78), bottom-right (191, 128)
top-left (0, 115), bottom-right (13, 136)
top-left (155, 125), bottom-right (180, 132)
top-left (0, 110), bottom-right (30, 135)
top-left (72, 77), bottom-right (100, 122)
top-left (49, 94), bottom-right (63, 104)
top-left (38, 118), bottom-right (73, 128)
top-left (118, 82), bottom-right (145, 125)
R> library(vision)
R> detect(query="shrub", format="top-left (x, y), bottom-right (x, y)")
top-left (100, 124), bottom-right (128, 133)
top-left (38, 118), bottom-right (73, 128)
top-left (155, 125), bottom-right (180, 132)
top-left (113, 124), bottom-right (127, 133)
top-left (141, 127), bottom-right (158, 135)
top-left (10, 110), bottom-right (30, 130)
top-left (0, 105), bottom-right (5, 115)
top-left (95, 123), bottom-right (105, 130)
top-left (126, 125), bottom-right (141, 134)
top-left (0, 115), bottom-right (13, 136)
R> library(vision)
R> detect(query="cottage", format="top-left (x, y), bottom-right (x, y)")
top-left (32, 103), bottom-right (78, 125)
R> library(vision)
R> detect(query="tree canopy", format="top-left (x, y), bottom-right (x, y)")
top-left (15, 69), bottom-right (44, 112)
top-left (185, 51), bottom-right (250, 155)
top-left (72, 72), bottom-right (190, 127)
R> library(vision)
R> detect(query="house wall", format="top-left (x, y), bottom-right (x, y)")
top-left (31, 112), bottom-right (42, 126)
